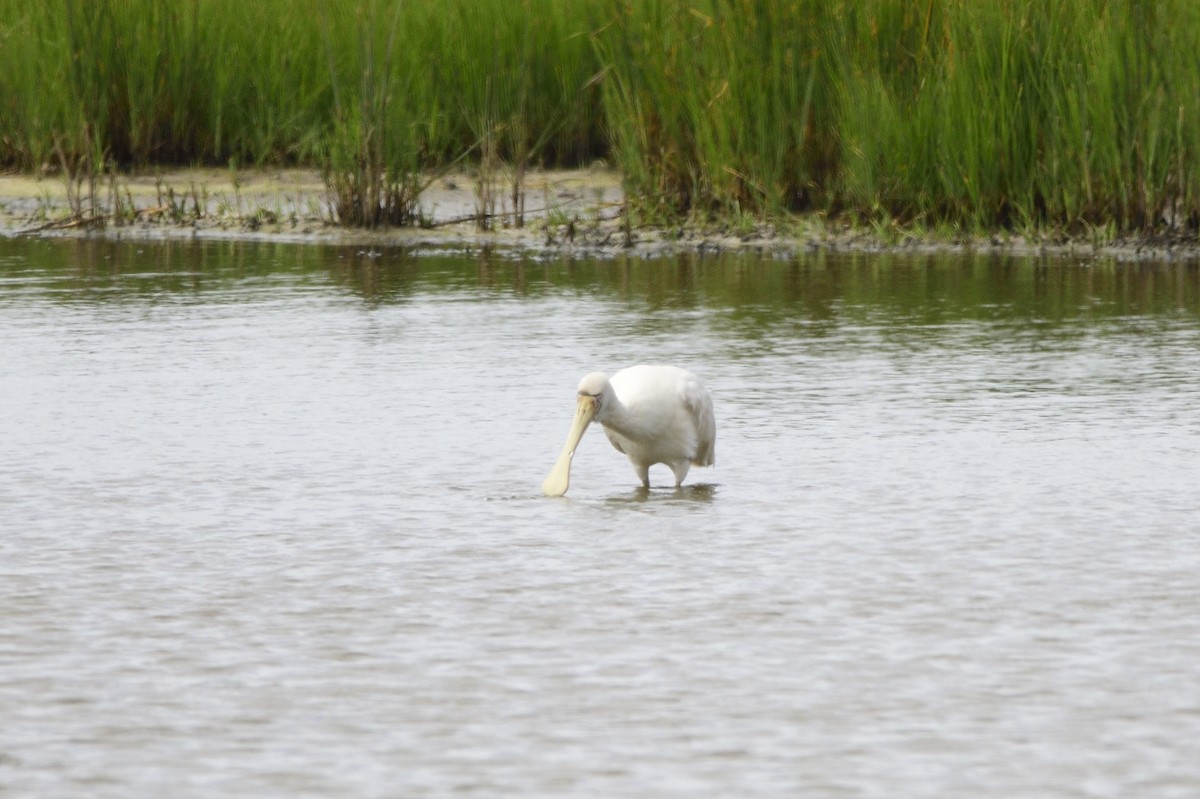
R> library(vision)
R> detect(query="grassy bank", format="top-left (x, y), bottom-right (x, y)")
top-left (3, 1), bottom-right (1200, 235)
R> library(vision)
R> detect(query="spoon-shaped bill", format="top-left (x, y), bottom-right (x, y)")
top-left (541, 395), bottom-right (597, 496)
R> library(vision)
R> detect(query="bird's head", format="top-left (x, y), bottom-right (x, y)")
top-left (576, 372), bottom-right (610, 416)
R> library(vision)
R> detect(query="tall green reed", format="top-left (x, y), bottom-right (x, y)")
top-left (593, 0), bottom-right (1200, 233)
top-left (832, 0), bottom-right (1200, 232)
top-left (318, 0), bottom-right (426, 226)
top-left (0, 0), bottom-right (330, 168)
top-left (3, 0), bottom-right (1200, 234)
top-left (593, 0), bottom-right (844, 220)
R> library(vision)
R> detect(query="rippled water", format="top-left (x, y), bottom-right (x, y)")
top-left (2, 238), bottom-right (1199, 798)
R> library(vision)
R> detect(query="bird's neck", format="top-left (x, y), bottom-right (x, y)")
top-left (599, 395), bottom-right (642, 438)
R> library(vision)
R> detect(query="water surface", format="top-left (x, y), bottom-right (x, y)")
top-left (2, 238), bottom-right (1199, 798)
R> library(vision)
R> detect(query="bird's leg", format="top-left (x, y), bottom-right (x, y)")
top-left (636, 464), bottom-right (651, 487)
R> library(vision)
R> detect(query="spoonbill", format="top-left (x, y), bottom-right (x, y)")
top-left (541, 364), bottom-right (716, 496)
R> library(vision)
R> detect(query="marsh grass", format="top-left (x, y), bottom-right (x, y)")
top-left (0, 0), bottom-right (601, 228)
top-left (593, 1), bottom-right (833, 220)
top-left (596, 0), bottom-right (1200, 234)
top-left (318, 0), bottom-right (424, 227)
top-left (2, 0), bottom-right (1200, 235)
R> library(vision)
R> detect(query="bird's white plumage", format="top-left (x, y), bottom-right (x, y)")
top-left (542, 364), bottom-right (715, 496)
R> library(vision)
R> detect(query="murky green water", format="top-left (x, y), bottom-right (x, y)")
top-left (2, 238), bottom-right (1198, 798)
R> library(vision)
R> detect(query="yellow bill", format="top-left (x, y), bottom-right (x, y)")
top-left (541, 395), bottom-right (597, 496)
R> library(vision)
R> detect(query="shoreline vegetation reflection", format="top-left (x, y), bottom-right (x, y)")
top-left (1, 239), bottom-right (1197, 326)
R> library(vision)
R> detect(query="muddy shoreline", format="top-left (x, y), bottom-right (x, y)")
top-left (3, 168), bottom-right (1199, 262)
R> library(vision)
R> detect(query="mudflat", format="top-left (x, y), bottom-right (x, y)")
top-left (2, 167), bottom-right (1197, 261)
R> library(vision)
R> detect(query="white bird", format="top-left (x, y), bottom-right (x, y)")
top-left (542, 364), bottom-right (716, 496)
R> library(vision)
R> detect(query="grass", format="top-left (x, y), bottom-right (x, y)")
top-left (596, 0), bottom-right (1200, 235)
top-left (2, 0), bottom-right (1200, 236)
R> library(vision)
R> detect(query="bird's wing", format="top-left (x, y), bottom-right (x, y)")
top-left (682, 377), bottom-right (716, 466)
